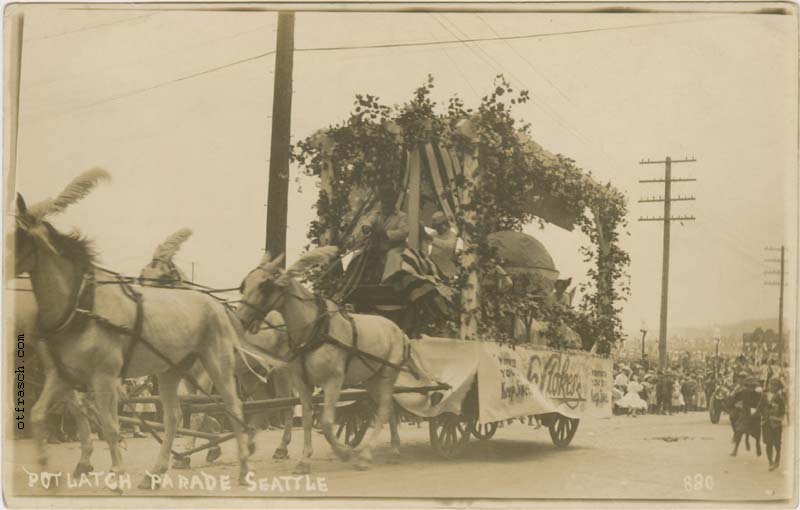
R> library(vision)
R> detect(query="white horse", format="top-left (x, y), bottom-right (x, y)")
top-left (235, 247), bottom-right (422, 472)
top-left (135, 228), bottom-right (298, 468)
top-left (14, 169), bottom-right (253, 488)
top-left (9, 286), bottom-right (98, 476)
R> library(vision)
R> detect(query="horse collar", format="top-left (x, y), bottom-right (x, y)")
top-left (39, 271), bottom-right (96, 337)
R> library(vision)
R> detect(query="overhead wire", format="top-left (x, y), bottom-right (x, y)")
top-left (32, 16), bottom-right (719, 118)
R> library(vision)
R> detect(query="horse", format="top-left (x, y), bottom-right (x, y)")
top-left (9, 285), bottom-right (98, 476)
top-left (135, 228), bottom-right (297, 468)
top-left (170, 315), bottom-right (298, 469)
top-left (235, 247), bottom-right (422, 473)
top-left (13, 169), bottom-right (253, 489)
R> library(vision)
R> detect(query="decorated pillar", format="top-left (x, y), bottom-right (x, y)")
top-left (455, 118), bottom-right (480, 340)
top-left (310, 129), bottom-right (336, 245)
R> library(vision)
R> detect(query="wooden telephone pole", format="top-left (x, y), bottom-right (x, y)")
top-left (265, 12), bottom-right (295, 267)
top-left (765, 246), bottom-right (788, 360)
top-left (639, 156), bottom-right (697, 370)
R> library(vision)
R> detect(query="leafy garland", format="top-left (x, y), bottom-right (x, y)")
top-left (292, 75), bottom-right (630, 353)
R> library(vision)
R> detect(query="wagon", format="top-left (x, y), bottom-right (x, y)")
top-left (321, 336), bottom-right (612, 458)
top-left (122, 336), bottom-right (610, 460)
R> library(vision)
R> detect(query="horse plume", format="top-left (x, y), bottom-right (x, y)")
top-left (29, 167), bottom-right (111, 219)
top-left (279, 246), bottom-right (339, 282)
top-left (152, 228), bottom-right (193, 261)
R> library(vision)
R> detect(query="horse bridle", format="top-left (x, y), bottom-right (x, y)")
top-left (238, 266), bottom-right (286, 326)
top-left (239, 272), bottom-right (335, 356)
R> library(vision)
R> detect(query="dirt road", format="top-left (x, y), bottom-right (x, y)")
top-left (7, 412), bottom-right (793, 502)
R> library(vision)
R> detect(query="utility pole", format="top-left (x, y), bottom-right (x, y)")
top-left (265, 12), bottom-right (295, 268)
top-left (765, 246), bottom-right (788, 360)
top-left (639, 156), bottom-right (697, 370)
top-left (640, 329), bottom-right (647, 360)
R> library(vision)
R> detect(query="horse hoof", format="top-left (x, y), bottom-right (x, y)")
top-left (138, 475), bottom-right (160, 491)
top-left (293, 462), bottom-right (311, 475)
top-left (354, 459), bottom-right (371, 471)
top-left (238, 471), bottom-right (252, 486)
top-left (273, 447), bottom-right (289, 460)
top-left (336, 446), bottom-right (353, 462)
top-left (72, 462), bottom-right (94, 477)
top-left (206, 446), bottom-right (222, 464)
top-left (172, 456), bottom-right (191, 470)
top-left (386, 452), bottom-right (401, 465)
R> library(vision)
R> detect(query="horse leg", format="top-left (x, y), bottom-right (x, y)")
top-left (199, 352), bottom-right (250, 485)
top-left (353, 373), bottom-right (396, 470)
top-left (91, 373), bottom-right (125, 479)
top-left (66, 391), bottom-right (95, 476)
top-left (30, 372), bottom-right (69, 471)
top-left (387, 409), bottom-right (402, 463)
top-left (173, 368), bottom-right (217, 469)
top-left (290, 372), bottom-right (315, 474)
top-left (273, 369), bottom-right (294, 460)
top-left (319, 377), bottom-right (353, 462)
top-left (139, 370), bottom-right (181, 490)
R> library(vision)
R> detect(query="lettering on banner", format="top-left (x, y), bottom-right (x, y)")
top-left (590, 369), bottom-right (610, 407)
top-left (497, 354), bottom-right (530, 402)
top-left (526, 352), bottom-right (585, 409)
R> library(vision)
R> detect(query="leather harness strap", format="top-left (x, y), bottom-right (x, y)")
top-left (285, 293), bottom-right (410, 384)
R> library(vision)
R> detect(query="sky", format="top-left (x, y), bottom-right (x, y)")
top-left (6, 3), bottom-right (798, 335)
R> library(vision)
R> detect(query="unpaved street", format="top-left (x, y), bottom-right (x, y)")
top-left (8, 412), bottom-right (793, 501)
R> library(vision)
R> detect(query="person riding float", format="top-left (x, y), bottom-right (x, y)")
top-left (422, 211), bottom-right (459, 280)
top-left (334, 183), bottom-right (452, 336)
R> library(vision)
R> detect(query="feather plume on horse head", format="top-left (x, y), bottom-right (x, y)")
top-left (274, 246), bottom-right (339, 284)
top-left (152, 228), bottom-right (193, 261)
top-left (28, 167), bottom-right (111, 219)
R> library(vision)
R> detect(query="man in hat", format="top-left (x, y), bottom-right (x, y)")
top-left (730, 375), bottom-right (762, 457)
top-left (422, 211), bottom-right (459, 280)
top-left (759, 378), bottom-right (785, 470)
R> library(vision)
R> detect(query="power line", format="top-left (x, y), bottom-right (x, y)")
top-left (34, 17), bottom-right (711, 117)
top-left (24, 13), bottom-right (154, 42)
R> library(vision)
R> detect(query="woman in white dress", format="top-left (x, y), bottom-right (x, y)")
top-left (618, 375), bottom-right (648, 417)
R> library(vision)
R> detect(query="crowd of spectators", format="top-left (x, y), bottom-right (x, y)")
top-left (612, 346), bottom-right (789, 418)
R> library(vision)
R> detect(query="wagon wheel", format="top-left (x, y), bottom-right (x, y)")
top-left (470, 421), bottom-right (498, 441)
top-left (335, 400), bottom-right (372, 448)
top-left (429, 413), bottom-right (471, 458)
top-left (548, 415), bottom-right (579, 448)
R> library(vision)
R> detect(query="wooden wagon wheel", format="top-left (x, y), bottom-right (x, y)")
top-left (470, 421), bottom-right (498, 441)
top-left (548, 414), bottom-right (579, 448)
top-left (429, 412), bottom-right (471, 458)
top-left (334, 400), bottom-right (372, 448)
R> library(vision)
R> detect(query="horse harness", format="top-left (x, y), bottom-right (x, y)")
top-left (36, 268), bottom-right (251, 432)
top-left (285, 293), bottom-right (414, 387)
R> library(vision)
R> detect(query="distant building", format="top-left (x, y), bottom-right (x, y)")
top-left (742, 328), bottom-right (785, 357)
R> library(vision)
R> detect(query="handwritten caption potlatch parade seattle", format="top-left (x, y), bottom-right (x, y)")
top-left (24, 468), bottom-right (329, 493)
